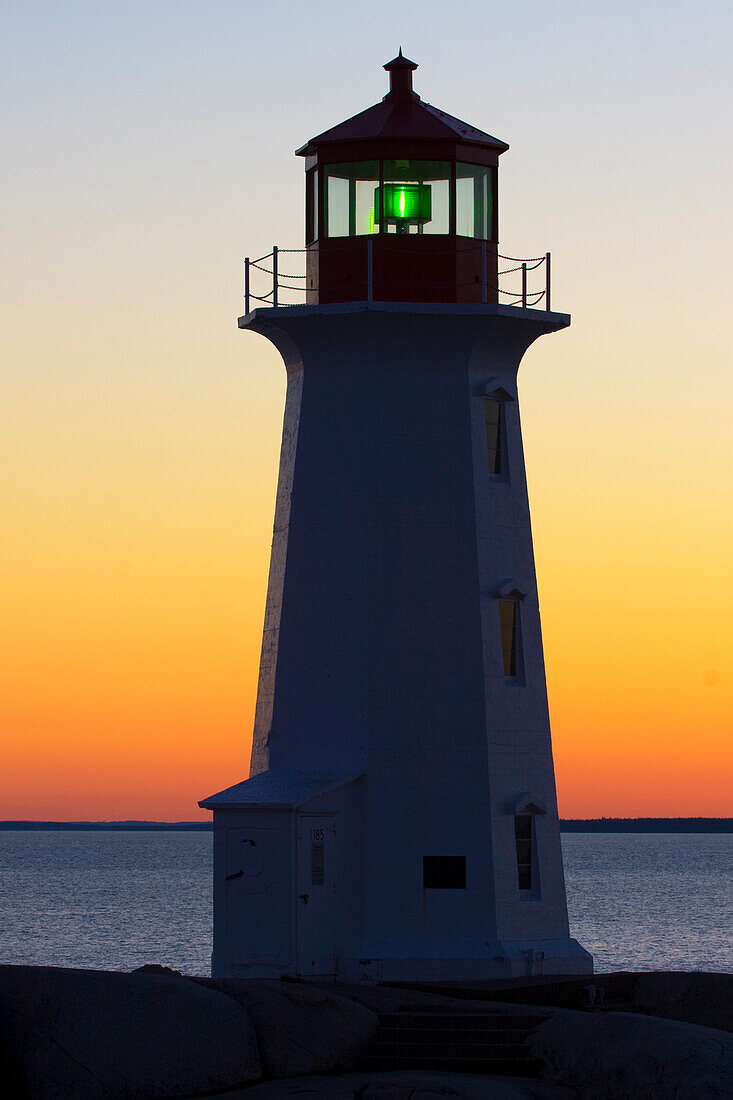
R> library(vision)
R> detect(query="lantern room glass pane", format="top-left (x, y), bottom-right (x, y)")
top-left (382, 160), bottom-right (450, 234)
top-left (306, 167), bottom-right (318, 243)
top-left (324, 162), bottom-right (379, 237)
top-left (456, 162), bottom-right (493, 240)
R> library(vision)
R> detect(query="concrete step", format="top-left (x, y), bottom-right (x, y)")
top-left (362, 1007), bottom-right (547, 1077)
top-left (375, 1021), bottom-right (540, 1038)
top-left (362, 1054), bottom-right (543, 1077)
top-left (373, 1029), bottom-right (533, 1045)
top-left (371, 1039), bottom-right (531, 1058)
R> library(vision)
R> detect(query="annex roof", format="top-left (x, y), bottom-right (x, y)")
top-left (199, 768), bottom-right (363, 811)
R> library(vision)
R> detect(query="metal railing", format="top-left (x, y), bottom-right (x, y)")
top-left (243, 241), bottom-right (552, 314)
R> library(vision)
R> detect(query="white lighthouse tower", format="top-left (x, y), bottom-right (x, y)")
top-left (200, 53), bottom-right (592, 982)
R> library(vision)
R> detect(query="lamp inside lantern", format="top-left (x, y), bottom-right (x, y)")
top-left (377, 182), bottom-right (432, 231)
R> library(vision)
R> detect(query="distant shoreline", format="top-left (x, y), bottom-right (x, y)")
top-left (0, 821), bottom-right (214, 831)
top-left (1, 818), bottom-right (731, 832)
top-left (560, 818), bottom-right (733, 833)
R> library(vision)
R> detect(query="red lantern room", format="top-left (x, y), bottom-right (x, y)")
top-left (297, 51), bottom-right (509, 305)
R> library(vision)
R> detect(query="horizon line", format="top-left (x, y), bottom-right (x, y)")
top-left (1, 816), bottom-right (732, 832)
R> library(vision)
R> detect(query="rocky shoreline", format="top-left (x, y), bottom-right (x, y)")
top-left (1, 966), bottom-right (731, 1098)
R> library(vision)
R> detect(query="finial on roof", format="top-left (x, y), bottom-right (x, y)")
top-left (384, 48), bottom-right (418, 71)
top-left (383, 49), bottom-right (418, 100)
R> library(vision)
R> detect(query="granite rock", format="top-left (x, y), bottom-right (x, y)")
top-left (197, 977), bottom-right (378, 1077)
top-left (531, 1007), bottom-right (733, 1099)
top-left (0, 964), bottom-right (261, 1099)
top-left (630, 971), bottom-right (733, 1034)
top-left (195, 1069), bottom-right (578, 1099)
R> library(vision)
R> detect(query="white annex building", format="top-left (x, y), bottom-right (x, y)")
top-left (200, 53), bottom-right (592, 982)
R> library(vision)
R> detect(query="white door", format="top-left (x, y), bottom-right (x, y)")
top-left (226, 822), bottom-right (292, 971)
top-left (296, 814), bottom-right (337, 977)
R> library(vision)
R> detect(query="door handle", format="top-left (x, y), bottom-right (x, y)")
top-left (299, 893), bottom-right (310, 904)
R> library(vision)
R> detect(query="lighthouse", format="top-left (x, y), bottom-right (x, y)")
top-left (200, 53), bottom-right (592, 982)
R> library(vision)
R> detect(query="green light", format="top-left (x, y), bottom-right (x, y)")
top-left (377, 183), bottom-right (432, 225)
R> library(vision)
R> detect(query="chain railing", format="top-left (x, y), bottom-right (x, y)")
top-left (497, 252), bottom-right (551, 311)
top-left (243, 241), bottom-right (552, 314)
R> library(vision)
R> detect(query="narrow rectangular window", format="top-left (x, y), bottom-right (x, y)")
top-left (491, 167), bottom-right (499, 242)
top-left (484, 398), bottom-right (501, 475)
top-left (423, 856), bottom-right (466, 889)
top-left (456, 163), bottom-right (493, 240)
top-left (499, 599), bottom-right (517, 676)
top-left (311, 841), bottom-right (325, 886)
top-left (306, 168), bottom-right (318, 243)
top-left (515, 814), bottom-right (533, 890)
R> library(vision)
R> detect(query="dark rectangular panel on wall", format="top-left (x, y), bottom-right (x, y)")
top-left (423, 855), bottom-right (467, 889)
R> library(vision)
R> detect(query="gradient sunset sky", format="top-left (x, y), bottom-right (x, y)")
top-left (3, 0), bottom-right (732, 820)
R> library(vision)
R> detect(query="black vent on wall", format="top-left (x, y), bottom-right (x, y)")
top-left (423, 855), bottom-right (466, 889)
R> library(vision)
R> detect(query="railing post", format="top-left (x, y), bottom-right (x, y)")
top-left (272, 246), bottom-right (278, 307)
top-left (521, 262), bottom-right (527, 309)
top-left (367, 238), bottom-right (373, 303)
top-left (244, 257), bottom-right (250, 315)
top-left (481, 241), bottom-right (488, 304)
top-left (545, 252), bottom-right (551, 312)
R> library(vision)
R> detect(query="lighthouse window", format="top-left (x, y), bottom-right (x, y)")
top-left (324, 161), bottom-right (379, 237)
top-left (499, 600), bottom-right (519, 677)
top-left (382, 160), bottom-right (450, 235)
top-left (484, 398), bottom-right (502, 475)
top-left (456, 163), bottom-right (494, 240)
top-left (306, 167), bottom-right (318, 243)
top-left (423, 856), bottom-right (466, 889)
top-left (514, 814), bottom-right (533, 890)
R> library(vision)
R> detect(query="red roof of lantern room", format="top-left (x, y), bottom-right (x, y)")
top-left (295, 50), bottom-right (509, 158)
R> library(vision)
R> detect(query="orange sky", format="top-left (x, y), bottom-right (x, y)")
top-left (2, 3), bottom-right (731, 820)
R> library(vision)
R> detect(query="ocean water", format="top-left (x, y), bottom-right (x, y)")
top-left (0, 831), bottom-right (730, 975)
top-left (563, 832), bottom-right (733, 973)
top-left (0, 831), bottom-right (212, 975)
